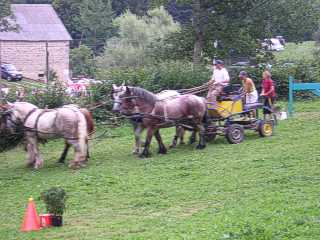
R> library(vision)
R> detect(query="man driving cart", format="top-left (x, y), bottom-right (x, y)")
top-left (207, 59), bottom-right (230, 106)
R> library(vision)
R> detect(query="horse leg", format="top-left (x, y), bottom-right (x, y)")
top-left (189, 130), bottom-right (197, 144)
top-left (68, 139), bottom-right (88, 169)
top-left (68, 140), bottom-right (82, 169)
top-left (179, 127), bottom-right (186, 145)
top-left (34, 142), bottom-right (44, 169)
top-left (133, 124), bottom-right (143, 154)
top-left (196, 124), bottom-right (206, 150)
top-left (170, 126), bottom-right (180, 148)
top-left (154, 129), bottom-right (167, 154)
top-left (26, 142), bottom-right (36, 168)
top-left (26, 135), bottom-right (43, 169)
top-left (140, 127), bottom-right (154, 158)
top-left (58, 141), bottom-right (71, 163)
top-left (29, 138), bottom-right (43, 169)
top-left (24, 136), bottom-right (34, 167)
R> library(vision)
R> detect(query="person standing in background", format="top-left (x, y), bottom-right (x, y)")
top-left (261, 70), bottom-right (276, 118)
top-left (239, 71), bottom-right (258, 104)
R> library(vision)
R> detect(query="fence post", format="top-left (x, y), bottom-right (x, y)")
top-left (288, 75), bottom-right (294, 116)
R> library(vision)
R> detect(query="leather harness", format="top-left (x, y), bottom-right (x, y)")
top-left (21, 106), bottom-right (80, 139)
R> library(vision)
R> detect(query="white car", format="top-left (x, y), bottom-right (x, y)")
top-left (262, 38), bottom-right (285, 51)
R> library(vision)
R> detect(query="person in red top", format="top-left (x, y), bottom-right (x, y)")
top-left (261, 70), bottom-right (276, 117)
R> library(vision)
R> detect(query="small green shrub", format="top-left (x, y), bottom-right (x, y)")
top-left (96, 61), bottom-right (211, 93)
top-left (27, 81), bottom-right (69, 109)
top-left (41, 187), bottom-right (67, 216)
top-left (143, 61), bottom-right (211, 92)
top-left (70, 45), bottom-right (97, 77)
top-left (0, 122), bottom-right (24, 152)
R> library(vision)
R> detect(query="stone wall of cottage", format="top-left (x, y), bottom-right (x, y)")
top-left (0, 41), bottom-right (70, 83)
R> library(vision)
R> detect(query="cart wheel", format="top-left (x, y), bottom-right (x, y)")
top-left (258, 120), bottom-right (273, 137)
top-left (226, 124), bottom-right (244, 144)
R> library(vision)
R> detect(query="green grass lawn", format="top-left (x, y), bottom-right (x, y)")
top-left (0, 78), bottom-right (46, 90)
top-left (0, 101), bottom-right (319, 240)
top-left (274, 41), bottom-right (317, 62)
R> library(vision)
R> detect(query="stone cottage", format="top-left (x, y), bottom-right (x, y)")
top-left (0, 4), bottom-right (72, 83)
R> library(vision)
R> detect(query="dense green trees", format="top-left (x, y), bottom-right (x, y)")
top-left (70, 45), bottom-right (96, 77)
top-left (0, 0), bottom-right (15, 32)
top-left (97, 7), bottom-right (180, 68)
top-left (52, 0), bottom-right (82, 44)
top-left (79, 0), bottom-right (114, 53)
top-left (151, 0), bottom-right (320, 64)
top-left (3, 0), bottom-right (320, 88)
top-left (8, 0), bottom-right (320, 63)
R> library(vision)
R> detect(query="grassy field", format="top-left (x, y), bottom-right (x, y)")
top-left (274, 41), bottom-right (317, 62)
top-left (0, 100), bottom-right (319, 240)
top-left (0, 78), bottom-right (46, 90)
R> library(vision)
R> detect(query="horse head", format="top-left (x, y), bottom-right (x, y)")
top-left (0, 103), bottom-right (15, 131)
top-left (111, 84), bottom-right (128, 112)
top-left (1, 102), bottom-right (38, 130)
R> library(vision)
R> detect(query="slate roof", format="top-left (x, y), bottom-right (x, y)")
top-left (0, 4), bottom-right (72, 41)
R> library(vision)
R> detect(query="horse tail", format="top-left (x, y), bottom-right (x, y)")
top-left (80, 108), bottom-right (95, 136)
top-left (76, 108), bottom-right (94, 161)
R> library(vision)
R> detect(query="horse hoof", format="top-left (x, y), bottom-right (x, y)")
top-left (158, 148), bottom-right (167, 154)
top-left (196, 144), bottom-right (206, 150)
top-left (68, 163), bottom-right (80, 169)
top-left (26, 162), bottom-right (35, 168)
top-left (139, 153), bottom-right (150, 158)
top-left (34, 163), bottom-right (43, 169)
top-left (78, 161), bottom-right (87, 168)
top-left (169, 144), bottom-right (176, 149)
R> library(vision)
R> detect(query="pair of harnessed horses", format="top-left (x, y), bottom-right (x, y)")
top-left (112, 84), bottom-right (207, 158)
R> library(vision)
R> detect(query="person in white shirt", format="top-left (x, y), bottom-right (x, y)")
top-left (207, 59), bottom-right (230, 105)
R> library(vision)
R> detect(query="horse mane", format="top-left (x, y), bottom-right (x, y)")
top-left (129, 87), bottom-right (158, 105)
top-left (80, 108), bottom-right (95, 135)
top-left (0, 104), bottom-right (9, 112)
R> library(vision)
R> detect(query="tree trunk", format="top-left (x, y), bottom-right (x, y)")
top-left (192, 0), bottom-right (204, 66)
top-left (193, 30), bottom-right (204, 66)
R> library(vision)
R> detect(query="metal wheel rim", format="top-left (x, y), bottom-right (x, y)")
top-left (263, 123), bottom-right (273, 135)
top-left (231, 128), bottom-right (242, 141)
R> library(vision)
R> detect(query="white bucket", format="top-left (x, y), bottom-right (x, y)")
top-left (279, 111), bottom-right (288, 120)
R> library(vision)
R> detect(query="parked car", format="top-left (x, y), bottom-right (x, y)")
top-left (261, 38), bottom-right (285, 51)
top-left (276, 36), bottom-right (286, 46)
top-left (229, 57), bottom-right (258, 70)
top-left (0, 63), bottom-right (23, 81)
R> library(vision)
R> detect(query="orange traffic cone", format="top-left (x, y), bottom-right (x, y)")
top-left (21, 197), bottom-right (41, 232)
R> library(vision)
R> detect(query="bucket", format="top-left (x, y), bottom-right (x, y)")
top-left (279, 111), bottom-right (288, 120)
top-left (39, 214), bottom-right (52, 228)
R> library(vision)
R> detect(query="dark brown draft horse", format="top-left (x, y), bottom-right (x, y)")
top-left (113, 86), bottom-right (207, 158)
